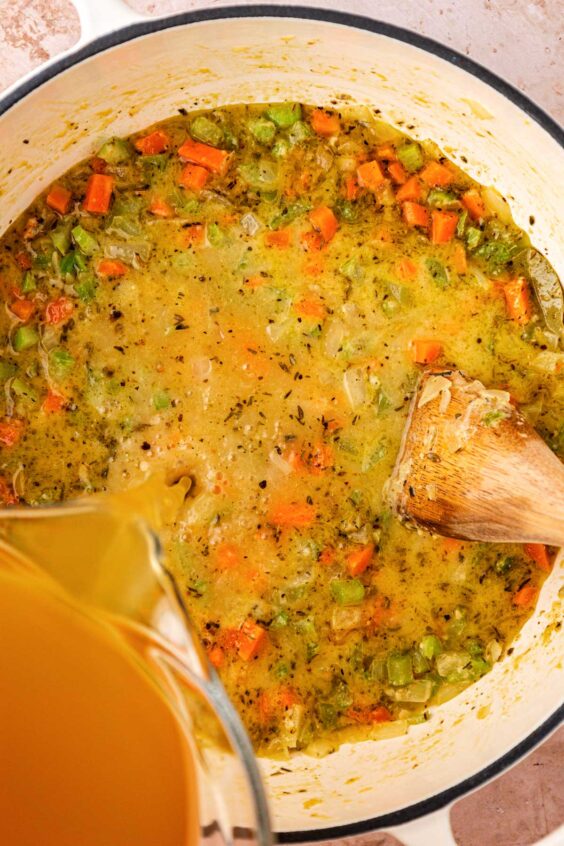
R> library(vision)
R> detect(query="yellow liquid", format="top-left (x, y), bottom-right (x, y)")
top-left (0, 552), bottom-right (199, 846)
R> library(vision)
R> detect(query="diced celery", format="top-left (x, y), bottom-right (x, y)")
top-left (495, 555), bottom-right (516, 574)
top-left (388, 282), bottom-right (412, 306)
top-left (427, 188), bottom-right (458, 208)
top-left (72, 225), bottom-right (99, 256)
top-left (387, 679), bottom-right (433, 703)
top-left (51, 221), bottom-right (72, 255)
top-left (153, 391), bottom-right (171, 411)
top-left (0, 360), bottom-right (16, 381)
top-left (332, 681), bottom-right (353, 710)
top-left (21, 272), bottom-right (36, 293)
top-left (49, 348), bottom-right (75, 376)
top-left (270, 610), bottom-right (290, 630)
top-left (330, 578), bottom-right (365, 606)
top-left (272, 138), bottom-right (290, 158)
top-left (336, 200), bottom-right (359, 223)
top-left (140, 153), bottom-right (169, 170)
top-left (270, 201), bottom-right (310, 230)
top-left (420, 634), bottom-right (443, 660)
top-left (382, 297), bottom-right (400, 317)
top-left (238, 160), bottom-right (279, 190)
top-left (13, 325), bottom-right (38, 352)
top-left (435, 650), bottom-right (470, 678)
top-left (426, 258), bottom-right (450, 288)
top-left (366, 656), bottom-right (386, 681)
top-left (33, 253), bottom-right (51, 270)
top-left (466, 226), bottom-right (483, 251)
top-left (274, 662), bottom-right (289, 679)
top-left (60, 253), bottom-right (76, 276)
top-left (288, 120), bottom-right (313, 145)
top-left (411, 648), bottom-right (430, 675)
top-left (190, 115), bottom-right (224, 147)
top-left (470, 657), bottom-right (491, 678)
top-left (75, 274), bottom-right (97, 302)
top-left (447, 606), bottom-right (467, 639)
top-left (397, 142), bottom-right (424, 173)
top-left (74, 252), bottom-right (88, 271)
top-left (11, 377), bottom-right (37, 403)
top-left (387, 652), bottom-right (414, 686)
top-left (249, 117), bottom-right (277, 145)
top-left (265, 103), bottom-right (302, 128)
top-left (97, 137), bottom-right (132, 164)
top-left (340, 257), bottom-right (364, 282)
top-left (318, 702), bottom-right (337, 728)
top-left (207, 223), bottom-right (227, 247)
top-left (376, 390), bottom-right (391, 415)
top-left (465, 639), bottom-right (484, 656)
top-left (456, 209), bottom-right (468, 237)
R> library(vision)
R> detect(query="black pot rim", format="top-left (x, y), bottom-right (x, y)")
top-left (0, 5), bottom-right (562, 840)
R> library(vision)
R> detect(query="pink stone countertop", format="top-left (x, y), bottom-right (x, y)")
top-left (0, 2), bottom-right (562, 844)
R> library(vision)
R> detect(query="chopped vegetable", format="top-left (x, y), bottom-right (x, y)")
top-left (46, 184), bottom-right (72, 215)
top-left (403, 202), bottom-right (429, 228)
top-left (97, 136), bottom-right (132, 164)
top-left (309, 206), bottom-right (338, 243)
top-left (523, 543), bottom-right (551, 572)
top-left (462, 189), bottom-right (487, 221)
top-left (310, 108), bottom-right (340, 136)
top-left (512, 584), bottom-right (538, 608)
top-left (249, 117), bottom-right (277, 145)
top-left (266, 103), bottom-right (302, 128)
top-left (420, 161), bottom-right (453, 187)
top-left (412, 339), bottom-right (443, 364)
top-left (179, 163), bottom-right (209, 192)
top-left (45, 297), bottom-right (73, 326)
top-left (431, 210), bottom-right (458, 245)
top-left (135, 130), bottom-right (170, 155)
top-left (13, 325), bottom-right (39, 352)
top-left (504, 277), bottom-right (532, 324)
top-left (397, 142), bottom-right (424, 173)
top-left (346, 543), bottom-right (374, 576)
top-left (331, 578), bottom-right (365, 606)
top-left (190, 115), bottom-right (224, 147)
top-left (178, 138), bottom-right (230, 175)
top-left (357, 160), bottom-right (385, 191)
top-left (238, 619), bottom-right (267, 661)
top-left (83, 174), bottom-right (114, 214)
top-left (386, 652), bottom-right (413, 686)
top-left (97, 259), bottom-right (128, 278)
top-left (72, 225), bottom-right (99, 255)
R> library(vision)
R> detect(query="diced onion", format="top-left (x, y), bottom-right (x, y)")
top-left (191, 356), bottom-right (212, 381)
top-left (485, 639), bottom-right (502, 664)
top-left (482, 186), bottom-right (512, 224)
top-left (323, 319), bottom-right (345, 357)
top-left (240, 212), bottom-right (261, 236)
top-left (331, 606), bottom-right (363, 632)
top-left (343, 366), bottom-right (366, 409)
top-left (269, 448), bottom-right (293, 475)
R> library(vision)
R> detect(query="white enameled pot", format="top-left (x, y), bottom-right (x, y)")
top-left (1, 4), bottom-right (562, 844)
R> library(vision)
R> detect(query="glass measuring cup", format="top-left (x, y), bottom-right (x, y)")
top-left (0, 477), bottom-right (272, 846)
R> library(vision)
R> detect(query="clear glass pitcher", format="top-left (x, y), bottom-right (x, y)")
top-left (0, 477), bottom-right (272, 846)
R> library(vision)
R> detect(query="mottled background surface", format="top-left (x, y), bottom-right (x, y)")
top-left (0, 1), bottom-right (562, 844)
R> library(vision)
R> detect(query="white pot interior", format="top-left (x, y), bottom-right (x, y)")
top-left (0, 14), bottom-right (562, 834)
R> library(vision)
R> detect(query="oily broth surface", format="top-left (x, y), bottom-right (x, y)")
top-left (0, 103), bottom-right (560, 753)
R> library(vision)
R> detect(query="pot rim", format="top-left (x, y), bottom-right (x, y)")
top-left (0, 5), bottom-right (562, 839)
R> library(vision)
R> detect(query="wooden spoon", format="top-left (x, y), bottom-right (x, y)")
top-left (387, 368), bottom-right (564, 545)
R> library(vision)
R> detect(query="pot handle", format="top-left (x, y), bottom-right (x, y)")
top-left (71, 0), bottom-right (146, 44)
top-left (386, 806), bottom-right (457, 846)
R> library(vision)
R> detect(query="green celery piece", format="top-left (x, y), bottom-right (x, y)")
top-left (288, 120), bottom-right (313, 145)
top-left (270, 610), bottom-right (290, 630)
top-left (11, 377), bottom-right (37, 403)
top-left (75, 274), bottom-right (97, 302)
top-left (362, 441), bottom-right (387, 472)
top-left (376, 390), bottom-right (391, 415)
top-left (331, 578), bottom-right (365, 606)
top-left (72, 225), bottom-right (99, 256)
top-left (249, 117), bottom-right (277, 145)
top-left (382, 297), bottom-right (400, 317)
top-left (387, 651), bottom-right (414, 686)
top-left (153, 391), bottom-right (171, 411)
top-left (388, 679), bottom-right (433, 703)
top-left (366, 656), bottom-right (386, 681)
top-left (466, 226), bottom-right (483, 251)
top-left (265, 103), bottom-right (302, 128)
top-left (426, 258), bottom-right (450, 288)
top-left (74, 252), bottom-right (88, 271)
top-left (466, 639), bottom-right (484, 656)
top-left (470, 657), bottom-right (491, 678)
top-left (60, 253), bottom-right (77, 275)
top-left (274, 662), bottom-right (289, 679)
top-left (475, 239), bottom-right (516, 269)
top-left (272, 138), bottom-right (290, 158)
top-left (494, 555), bottom-right (516, 574)
top-left (51, 221), bottom-right (72, 255)
top-left (0, 360), bottom-right (17, 381)
top-left (340, 257), bottom-right (364, 282)
top-left (140, 153), bottom-right (169, 170)
top-left (420, 634), bottom-right (443, 660)
top-left (318, 702), bottom-right (337, 728)
top-left (270, 200), bottom-right (310, 230)
top-left (13, 325), bottom-right (39, 352)
top-left (190, 115), bottom-right (224, 147)
top-left (97, 137), bottom-right (132, 164)
top-left (456, 209), bottom-right (468, 237)
top-left (447, 606), bottom-right (467, 640)
top-left (33, 253), bottom-right (51, 270)
top-left (332, 681), bottom-right (353, 710)
top-left (397, 142), bottom-right (424, 173)
top-left (207, 223), bottom-right (227, 247)
top-left (21, 272), bottom-right (36, 293)
top-left (50, 348), bottom-right (75, 376)
top-left (411, 648), bottom-right (430, 675)
top-left (238, 161), bottom-right (279, 191)
top-left (427, 188), bottom-right (458, 208)
top-left (336, 200), bottom-right (359, 223)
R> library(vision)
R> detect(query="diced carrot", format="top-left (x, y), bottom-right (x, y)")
top-left (177, 138), bottom-right (230, 175)
top-left (306, 442), bottom-right (334, 474)
top-left (402, 202), bottom-right (429, 228)
top-left (310, 108), bottom-right (341, 136)
top-left (504, 276), bottom-right (531, 324)
top-left (97, 258), bottom-right (128, 278)
top-left (396, 176), bottom-right (422, 202)
top-left (346, 543), bottom-right (375, 576)
top-left (452, 241), bottom-right (468, 274)
top-left (300, 230), bottom-right (325, 252)
top-left (0, 476), bottom-right (18, 505)
top-left (184, 224), bottom-right (205, 246)
top-left (412, 339), bottom-right (443, 365)
top-left (319, 547), bottom-right (336, 566)
top-left (149, 197), bottom-right (174, 218)
top-left (207, 645), bottom-right (225, 669)
top-left (431, 210), bottom-right (459, 244)
top-left (388, 161), bottom-right (407, 185)
top-left (343, 174), bottom-right (360, 200)
top-left (296, 170), bottom-right (312, 195)
top-left (373, 224), bottom-right (394, 244)
top-left (215, 541), bottom-right (242, 570)
top-left (83, 173), bottom-right (114, 214)
top-left (309, 206), bottom-right (339, 242)
top-left (15, 251), bottom-right (32, 271)
top-left (0, 419), bottom-right (24, 447)
top-left (524, 543), bottom-right (551, 573)
top-left (245, 275), bottom-right (267, 289)
top-left (294, 298), bottom-right (326, 319)
top-left (346, 705), bottom-right (392, 724)
top-left (376, 143), bottom-right (397, 161)
top-left (443, 537), bottom-right (464, 553)
top-left (269, 501), bottom-right (316, 527)
top-left (420, 161), bottom-right (454, 187)
top-left (397, 258), bottom-right (418, 279)
top-left (90, 156), bottom-right (107, 173)
top-left (462, 189), bottom-right (487, 221)
top-left (10, 299), bottom-right (34, 322)
top-left (265, 228), bottom-right (292, 248)
top-left (513, 584), bottom-right (538, 608)
top-left (357, 160), bottom-right (385, 191)
top-left (42, 389), bottom-right (66, 413)
top-left (282, 445), bottom-right (305, 473)
top-left (134, 129), bottom-right (170, 155)
top-left (44, 296), bottom-right (73, 326)
top-left (238, 619), bottom-right (267, 661)
top-left (302, 259), bottom-right (325, 277)
top-left (46, 184), bottom-right (72, 215)
top-left (179, 163), bottom-right (209, 193)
